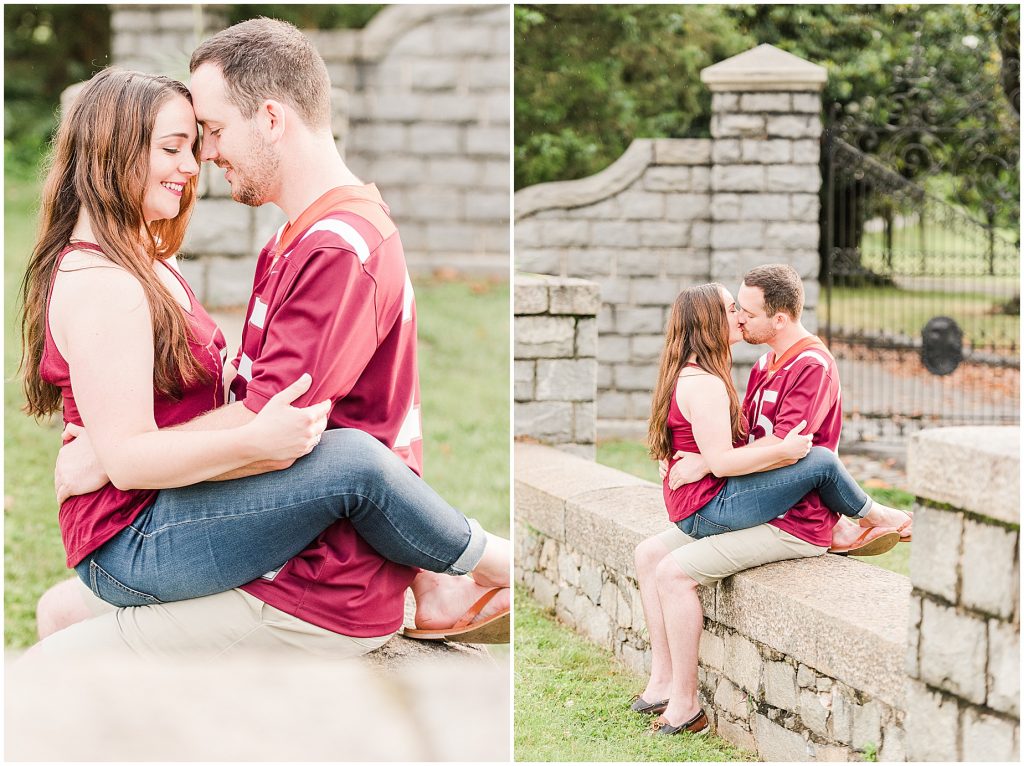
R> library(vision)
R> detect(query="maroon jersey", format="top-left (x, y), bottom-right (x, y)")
top-left (663, 367), bottom-right (730, 523)
top-left (41, 247), bottom-right (226, 566)
top-left (231, 185), bottom-right (419, 638)
top-left (742, 337), bottom-right (842, 547)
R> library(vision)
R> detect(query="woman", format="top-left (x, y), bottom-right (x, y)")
top-left (632, 283), bottom-right (912, 735)
top-left (20, 68), bottom-right (508, 632)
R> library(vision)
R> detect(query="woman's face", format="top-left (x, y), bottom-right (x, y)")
top-left (141, 94), bottom-right (200, 224)
top-left (720, 286), bottom-right (743, 346)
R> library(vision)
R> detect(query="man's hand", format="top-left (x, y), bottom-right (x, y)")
top-left (668, 450), bottom-right (712, 490)
top-left (54, 424), bottom-right (109, 504)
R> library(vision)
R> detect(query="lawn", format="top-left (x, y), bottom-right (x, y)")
top-left (4, 169), bottom-right (509, 648)
top-left (514, 586), bottom-right (752, 762)
top-left (595, 439), bottom-right (913, 577)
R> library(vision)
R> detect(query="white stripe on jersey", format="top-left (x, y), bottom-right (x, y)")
top-left (296, 220), bottom-right (371, 263)
top-left (403, 270), bottom-right (414, 323)
top-left (784, 350), bottom-right (829, 370)
top-left (237, 353), bottom-right (253, 381)
top-left (249, 297), bottom-right (268, 329)
top-left (394, 405), bottom-right (422, 449)
top-left (272, 223), bottom-right (286, 250)
top-left (757, 353), bottom-right (769, 370)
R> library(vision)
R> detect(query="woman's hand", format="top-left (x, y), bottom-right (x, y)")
top-left (243, 374), bottom-right (332, 462)
top-left (780, 420), bottom-right (813, 461)
top-left (54, 424), bottom-right (110, 504)
top-left (668, 451), bottom-right (711, 489)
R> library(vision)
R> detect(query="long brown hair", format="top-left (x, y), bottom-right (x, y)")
top-left (20, 68), bottom-right (205, 417)
top-left (648, 283), bottom-right (747, 460)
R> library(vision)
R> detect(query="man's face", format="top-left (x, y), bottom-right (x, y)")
top-left (190, 63), bottom-right (280, 207)
top-left (736, 283), bottom-right (778, 345)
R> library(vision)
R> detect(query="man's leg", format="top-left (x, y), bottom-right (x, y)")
top-left (33, 588), bottom-right (391, 661)
top-left (656, 524), bottom-right (826, 728)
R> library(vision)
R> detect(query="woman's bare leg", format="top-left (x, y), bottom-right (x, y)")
top-left (655, 555), bottom-right (704, 724)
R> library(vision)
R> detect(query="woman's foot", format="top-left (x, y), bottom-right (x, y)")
top-left (650, 703), bottom-right (708, 735)
top-left (411, 572), bottom-right (510, 631)
top-left (829, 517), bottom-right (900, 556)
top-left (630, 695), bottom-right (668, 715)
top-left (468, 533), bottom-right (511, 589)
top-left (861, 507), bottom-right (913, 541)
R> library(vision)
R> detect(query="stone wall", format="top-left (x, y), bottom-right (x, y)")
top-left (903, 427), bottom-right (1020, 761)
top-left (108, 4), bottom-right (509, 306)
top-left (514, 274), bottom-right (599, 459)
top-left (515, 425), bottom-right (1021, 761)
top-left (514, 44), bottom-right (826, 434)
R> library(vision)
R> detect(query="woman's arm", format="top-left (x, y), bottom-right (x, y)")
top-left (51, 264), bottom-right (327, 490)
top-left (681, 376), bottom-right (810, 478)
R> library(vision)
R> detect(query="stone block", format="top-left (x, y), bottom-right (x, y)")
top-left (514, 360), bottom-right (535, 402)
top-left (515, 249), bottom-right (562, 276)
top-left (713, 113), bottom-right (766, 139)
top-left (712, 164), bottom-right (766, 192)
top-left (639, 221), bottom-right (690, 248)
top-left (514, 316), bottom-right (575, 358)
top-left (596, 390), bottom-right (630, 420)
top-left (514, 401), bottom-right (573, 441)
top-left (631, 278), bottom-right (679, 306)
top-left (712, 139), bottom-right (742, 163)
top-left (830, 686), bottom-right (854, 744)
top-left (590, 221), bottom-right (639, 249)
top-left (711, 222), bottom-right (763, 249)
top-left (572, 197), bottom-right (622, 220)
top-left (615, 307), bottom-right (665, 335)
top-left (920, 599), bottom-right (987, 704)
top-left (653, 138), bottom-right (711, 165)
top-left (531, 575), bottom-right (559, 609)
top-left (766, 165), bottom-right (820, 192)
top-left (740, 193), bottom-right (790, 220)
top-left (537, 220), bottom-right (588, 249)
top-left (465, 58), bottom-right (509, 91)
top-left (597, 335), bottom-right (631, 364)
top-left (617, 642), bottom-right (647, 675)
top-left (565, 250), bottom-right (613, 277)
top-left (665, 193), bottom-right (712, 220)
top-left (739, 92), bottom-right (791, 112)
top-left (742, 138), bottom-right (791, 164)
top-left (184, 199), bottom-right (252, 256)
top-left (908, 505), bottom-right (962, 601)
top-left (851, 700), bottom-right (882, 751)
top-left (797, 664), bottom-right (815, 689)
top-left (711, 93), bottom-right (739, 112)
top-left (513, 279), bottom-right (548, 314)
top-left (619, 191), bottom-right (666, 220)
top-left (536, 359), bottom-right (597, 402)
top-left (766, 115), bottom-right (822, 138)
top-left (644, 167), bottom-right (694, 192)
top-left (596, 363), bottom-right (612, 390)
top-left (961, 708), bottom-right (1017, 762)
top-left (879, 722), bottom-right (907, 763)
top-left (716, 716), bottom-right (757, 753)
top-left (752, 713), bottom-right (810, 761)
top-left (764, 661), bottom-right (797, 711)
top-left (628, 391), bottom-right (653, 420)
top-left (630, 334), bottom-right (664, 362)
top-left (712, 193), bottom-right (742, 220)
top-left (764, 222), bottom-right (819, 249)
top-left (615, 364), bottom-right (659, 392)
top-left (799, 688), bottom-right (830, 738)
top-left (714, 678), bottom-right (749, 720)
top-left (905, 593), bottom-right (922, 678)
top-left (573, 402), bottom-right (596, 444)
top-left (699, 631), bottom-right (725, 672)
top-left (575, 318), bottom-right (597, 358)
top-left (790, 194), bottom-right (820, 221)
top-left (548, 282), bottom-right (601, 316)
top-left (961, 519), bottom-right (1017, 619)
top-left (464, 190), bottom-right (509, 221)
top-left (557, 547), bottom-right (580, 587)
top-left (987, 618), bottom-right (1019, 716)
top-left (791, 139), bottom-right (821, 164)
top-left (792, 93), bottom-right (822, 113)
top-left (724, 633), bottom-right (762, 695)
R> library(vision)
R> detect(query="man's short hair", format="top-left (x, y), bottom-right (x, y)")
top-left (190, 17), bottom-right (332, 130)
top-left (742, 264), bottom-right (804, 319)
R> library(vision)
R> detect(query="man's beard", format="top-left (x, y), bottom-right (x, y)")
top-left (741, 326), bottom-right (774, 345)
top-left (230, 128), bottom-right (280, 207)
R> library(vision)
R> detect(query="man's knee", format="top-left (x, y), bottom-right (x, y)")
top-left (36, 578), bottom-right (94, 640)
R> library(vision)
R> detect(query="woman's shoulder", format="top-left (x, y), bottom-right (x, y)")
top-left (676, 369), bottom-right (729, 404)
top-left (52, 250), bottom-right (146, 307)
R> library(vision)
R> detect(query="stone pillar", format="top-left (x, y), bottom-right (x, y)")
top-left (110, 4), bottom-right (228, 78)
top-left (904, 426), bottom-right (1020, 762)
top-left (701, 43), bottom-right (826, 343)
top-left (514, 274), bottom-right (600, 459)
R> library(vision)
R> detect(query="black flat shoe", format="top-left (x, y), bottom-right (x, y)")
top-left (649, 709), bottom-right (710, 736)
top-left (630, 695), bottom-right (669, 715)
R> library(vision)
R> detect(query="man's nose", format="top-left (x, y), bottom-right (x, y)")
top-left (199, 139), bottom-right (218, 163)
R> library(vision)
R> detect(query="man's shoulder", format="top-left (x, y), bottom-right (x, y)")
top-left (292, 208), bottom-right (402, 265)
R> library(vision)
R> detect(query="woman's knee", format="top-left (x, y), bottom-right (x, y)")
top-left (634, 536), bottom-right (669, 576)
top-left (806, 445), bottom-right (837, 471)
top-left (654, 553), bottom-right (698, 591)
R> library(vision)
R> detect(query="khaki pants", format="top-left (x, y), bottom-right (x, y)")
top-left (658, 522), bottom-right (827, 585)
top-left (39, 579), bottom-right (392, 660)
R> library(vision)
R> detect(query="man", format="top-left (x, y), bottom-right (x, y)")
top-left (633, 264), bottom-right (901, 734)
top-left (34, 18), bottom-right (509, 657)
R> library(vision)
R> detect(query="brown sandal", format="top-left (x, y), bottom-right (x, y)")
top-left (829, 526), bottom-right (900, 556)
top-left (403, 587), bottom-right (510, 644)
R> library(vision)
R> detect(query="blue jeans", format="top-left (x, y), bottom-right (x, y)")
top-left (676, 446), bottom-right (872, 539)
top-left (75, 428), bottom-right (486, 607)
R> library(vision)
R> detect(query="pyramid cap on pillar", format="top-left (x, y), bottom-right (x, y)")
top-left (701, 43), bottom-right (827, 92)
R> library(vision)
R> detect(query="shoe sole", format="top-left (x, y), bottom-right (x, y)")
top-left (831, 531), bottom-right (900, 557)
top-left (403, 611), bottom-right (510, 644)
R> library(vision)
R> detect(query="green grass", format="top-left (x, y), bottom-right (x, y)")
top-left (514, 587), bottom-right (751, 762)
top-left (858, 221), bottom-right (1018, 278)
top-left (827, 284), bottom-right (1019, 349)
top-left (4, 171), bottom-right (509, 648)
top-left (596, 439), bottom-right (913, 578)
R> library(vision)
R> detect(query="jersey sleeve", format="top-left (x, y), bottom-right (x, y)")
top-left (241, 248), bottom-right (379, 413)
top-left (771, 361), bottom-right (835, 439)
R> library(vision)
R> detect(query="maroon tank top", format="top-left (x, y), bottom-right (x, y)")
top-left (662, 364), bottom-right (731, 523)
top-left (40, 243), bottom-right (227, 566)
